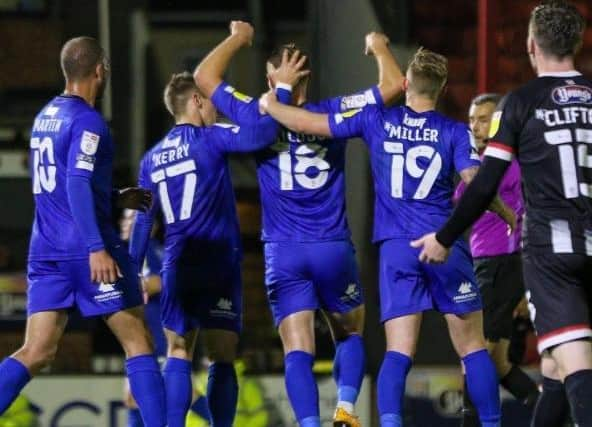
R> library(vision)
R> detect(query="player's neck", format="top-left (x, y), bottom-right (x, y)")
top-left (535, 55), bottom-right (576, 76)
top-left (176, 114), bottom-right (202, 127)
top-left (63, 81), bottom-right (96, 107)
top-left (406, 95), bottom-right (436, 113)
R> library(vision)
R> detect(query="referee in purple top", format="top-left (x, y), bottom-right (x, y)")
top-left (455, 94), bottom-right (539, 426)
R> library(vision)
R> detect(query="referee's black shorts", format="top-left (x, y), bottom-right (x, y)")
top-left (474, 252), bottom-right (525, 342)
top-left (522, 251), bottom-right (592, 354)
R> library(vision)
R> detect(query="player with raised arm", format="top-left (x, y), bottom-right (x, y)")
top-left (0, 37), bottom-right (166, 427)
top-left (456, 94), bottom-right (539, 426)
top-left (195, 21), bottom-right (403, 427)
top-left (412, 2), bottom-right (592, 426)
top-left (260, 47), bottom-right (517, 427)
top-left (129, 69), bottom-right (296, 427)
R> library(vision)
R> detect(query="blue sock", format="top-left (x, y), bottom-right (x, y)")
top-left (284, 351), bottom-right (320, 426)
top-left (0, 357), bottom-right (31, 414)
top-left (463, 349), bottom-right (501, 427)
top-left (377, 351), bottom-right (412, 427)
top-left (190, 395), bottom-right (211, 420)
top-left (126, 355), bottom-right (167, 427)
top-left (163, 357), bottom-right (193, 427)
top-left (207, 362), bottom-right (238, 427)
top-left (127, 408), bottom-right (144, 427)
top-left (333, 334), bottom-right (365, 407)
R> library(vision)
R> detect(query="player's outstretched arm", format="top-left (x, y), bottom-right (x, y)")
top-left (459, 166), bottom-right (516, 232)
top-left (365, 32), bottom-right (404, 105)
top-left (260, 91), bottom-right (332, 137)
top-left (194, 20), bottom-right (254, 97)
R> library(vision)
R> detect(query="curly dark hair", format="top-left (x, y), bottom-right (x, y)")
top-left (529, 0), bottom-right (585, 58)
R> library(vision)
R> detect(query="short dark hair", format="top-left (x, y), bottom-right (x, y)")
top-left (471, 93), bottom-right (501, 107)
top-left (60, 36), bottom-right (106, 81)
top-left (163, 72), bottom-right (200, 117)
top-left (407, 47), bottom-right (448, 99)
top-left (267, 43), bottom-right (310, 69)
top-left (529, 0), bottom-right (585, 59)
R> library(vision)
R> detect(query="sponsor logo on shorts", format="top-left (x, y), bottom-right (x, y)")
top-left (210, 298), bottom-right (237, 319)
top-left (453, 282), bottom-right (477, 303)
top-left (94, 282), bottom-right (123, 303)
top-left (340, 283), bottom-right (360, 302)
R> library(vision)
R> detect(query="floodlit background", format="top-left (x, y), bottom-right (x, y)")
top-left (0, 0), bottom-right (591, 425)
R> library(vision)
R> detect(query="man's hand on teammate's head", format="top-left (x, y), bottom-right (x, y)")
top-left (117, 187), bottom-right (152, 212)
top-left (410, 233), bottom-right (451, 264)
top-left (90, 249), bottom-right (122, 284)
top-left (270, 49), bottom-right (310, 88)
top-left (229, 20), bottom-right (254, 47)
top-left (365, 32), bottom-right (390, 56)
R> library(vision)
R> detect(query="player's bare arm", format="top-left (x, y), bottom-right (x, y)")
top-left (365, 32), bottom-right (404, 104)
top-left (459, 166), bottom-right (516, 233)
top-left (194, 20), bottom-right (254, 97)
top-left (260, 91), bottom-right (332, 136)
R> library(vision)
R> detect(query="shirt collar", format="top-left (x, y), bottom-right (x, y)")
top-left (538, 70), bottom-right (582, 78)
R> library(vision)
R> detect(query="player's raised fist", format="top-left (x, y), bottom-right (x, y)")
top-left (230, 21), bottom-right (254, 47)
top-left (365, 32), bottom-right (390, 56)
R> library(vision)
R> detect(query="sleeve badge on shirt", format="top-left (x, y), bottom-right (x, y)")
top-left (487, 111), bottom-right (502, 138)
top-left (340, 94), bottom-right (368, 111)
top-left (80, 131), bottom-right (100, 155)
top-left (231, 90), bottom-right (253, 103)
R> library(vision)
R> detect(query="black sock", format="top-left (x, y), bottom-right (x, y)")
top-left (565, 369), bottom-right (592, 427)
top-left (461, 375), bottom-right (480, 427)
top-left (500, 365), bottom-right (540, 408)
top-left (531, 377), bottom-right (569, 427)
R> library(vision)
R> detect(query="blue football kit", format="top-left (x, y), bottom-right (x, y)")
top-left (211, 82), bottom-right (384, 324)
top-left (27, 95), bottom-right (142, 317)
top-left (130, 119), bottom-right (282, 335)
top-left (329, 104), bottom-right (483, 321)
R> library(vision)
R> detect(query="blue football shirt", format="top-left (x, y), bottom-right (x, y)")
top-left (134, 122), bottom-right (279, 268)
top-left (329, 105), bottom-right (480, 241)
top-left (29, 95), bottom-right (117, 261)
top-left (211, 81), bottom-right (384, 242)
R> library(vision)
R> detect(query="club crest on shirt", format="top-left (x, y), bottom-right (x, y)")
top-left (80, 131), bottom-right (100, 155)
top-left (552, 85), bottom-right (592, 105)
top-left (488, 111), bottom-right (502, 138)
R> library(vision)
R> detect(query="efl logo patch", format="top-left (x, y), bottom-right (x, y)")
top-left (488, 111), bottom-right (502, 138)
top-left (80, 131), bottom-right (100, 155)
top-left (231, 91), bottom-right (253, 103)
top-left (340, 94), bottom-right (367, 110)
top-left (552, 85), bottom-right (592, 105)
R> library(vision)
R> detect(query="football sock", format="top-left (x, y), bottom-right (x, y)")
top-left (190, 395), bottom-right (211, 420)
top-left (531, 377), bottom-right (570, 427)
top-left (207, 362), bottom-right (238, 427)
top-left (463, 349), bottom-right (501, 427)
top-left (461, 375), bottom-right (480, 427)
top-left (163, 357), bottom-right (193, 427)
top-left (377, 351), bottom-right (412, 427)
top-left (284, 351), bottom-right (320, 426)
top-left (126, 355), bottom-right (167, 427)
top-left (500, 365), bottom-right (539, 408)
top-left (127, 408), bottom-right (144, 427)
top-left (0, 358), bottom-right (31, 415)
top-left (565, 369), bottom-right (592, 426)
top-left (333, 334), bottom-right (365, 413)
